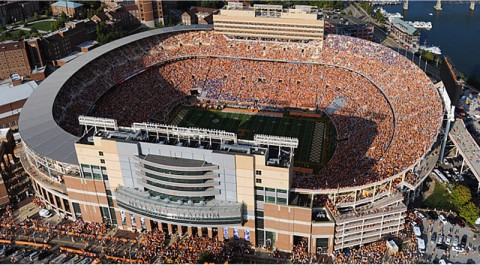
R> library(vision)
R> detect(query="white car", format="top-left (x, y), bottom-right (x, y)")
top-left (439, 214), bottom-right (448, 224)
top-left (39, 209), bottom-right (52, 218)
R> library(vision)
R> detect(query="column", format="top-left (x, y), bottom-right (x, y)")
top-left (207, 228), bottom-right (213, 238)
top-left (177, 225), bottom-right (183, 235)
top-left (187, 226), bottom-right (193, 236)
top-left (167, 223), bottom-right (173, 235)
top-left (198, 227), bottom-right (203, 237)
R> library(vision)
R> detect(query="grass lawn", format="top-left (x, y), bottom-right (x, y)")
top-left (175, 107), bottom-right (336, 171)
top-left (423, 182), bottom-right (455, 211)
top-left (28, 21), bottom-right (54, 31)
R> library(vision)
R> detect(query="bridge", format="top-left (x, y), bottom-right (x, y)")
top-left (449, 118), bottom-right (480, 190)
top-left (402, 0), bottom-right (478, 10)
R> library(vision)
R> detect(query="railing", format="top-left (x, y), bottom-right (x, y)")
top-left (335, 204), bottom-right (407, 224)
top-left (20, 154), bottom-right (67, 193)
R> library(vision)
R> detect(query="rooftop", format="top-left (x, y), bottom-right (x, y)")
top-left (51, 1), bottom-right (84, 9)
top-left (391, 17), bottom-right (418, 35)
top-left (0, 81), bottom-right (38, 107)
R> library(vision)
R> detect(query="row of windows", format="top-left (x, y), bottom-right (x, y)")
top-left (144, 164), bottom-right (209, 176)
top-left (145, 172), bottom-right (208, 184)
top-left (148, 190), bottom-right (215, 203)
top-left (80, 163), bottom-right (108, 180)
top-left (255, 194), bottom-right (287, 205)
top-left (146, 180), bottom-right (209, 192)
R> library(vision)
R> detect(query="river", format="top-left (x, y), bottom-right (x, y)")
top-left (382, 1), bottom-right (480, 79)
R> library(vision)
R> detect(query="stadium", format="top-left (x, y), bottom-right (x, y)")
top-left (18, 21), bottom-right (445, 254)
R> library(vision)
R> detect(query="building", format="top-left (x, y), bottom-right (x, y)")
top-left (0, 41), bottom-right (32, 80)
top-left (0, 128), bottom-right (17, 205)
top-left (324, 13), bottom-right (374, 40)
top-left (0, 80), bottom-right (38, 131)
top-left (39, 20), bottom-right (96, 65)
top-left (0, 1), bottom-right (41, 27)
top-left (182, 6), bottom-right (218, 25)
top-left (134, 0), bottom-right (164, 27)
top-left (213, 3), bottom-right (324, 44)
top-left (390, 17), bottom-right (420, 49)
top-left (19, 26), bottom-right (444, 254)
top-left (91, 5), bottom-right (141, 29)
top-left (51, 1), bottom-right (85, 18)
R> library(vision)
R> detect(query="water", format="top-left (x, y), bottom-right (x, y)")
top-left (383, 1), bottom-right (480, 79)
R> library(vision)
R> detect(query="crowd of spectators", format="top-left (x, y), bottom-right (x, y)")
top-left (51, 29), bottom-right (443, 190)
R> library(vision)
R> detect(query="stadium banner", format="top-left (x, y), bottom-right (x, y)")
top-left (244, 229), bottom-right (250, 241)
top-left (224, 227), bottom-right (229, 239)
top-left (234, 228), bottom-right (239, 240)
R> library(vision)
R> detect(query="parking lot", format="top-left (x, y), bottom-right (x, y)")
top-left (413, 211), bottom-right (480, 264)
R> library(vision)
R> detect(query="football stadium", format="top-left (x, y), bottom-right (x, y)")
top-left (18, 5), bottom-right (447, 255)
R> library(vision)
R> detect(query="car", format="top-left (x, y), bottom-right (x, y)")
top-left (437, 244), bottom-right (447, 250)
top-left (447, 214), bottom-right (457, 225)
top-left (81, 258), bottom-right (92, 264)
top-left (431, 232), bottom-right (438, 244)
top-left (39, 209), bottom-right (52, 218)
top-left (446, 234), bottom-right (452, 246)
top-left (428, 211), bottom-right (439, 220)
top-left (461, 235), bottom-right (468, 250)
top-left (456, 216), bottom-right (466, 228)
top-left (438, 233), bottom-right (444, 245)
top-left (439, 214), bottom-right (448, 224)
top-left (453, 235), bottom-right (459, 248)
top-left (415, 210), bottom-right (426, 219)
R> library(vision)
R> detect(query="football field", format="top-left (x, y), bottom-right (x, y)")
top-left (172, 107), bottom-right (336, 171)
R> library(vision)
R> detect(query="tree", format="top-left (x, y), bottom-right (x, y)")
top-left (33, 12), bottom-right (40, 21)
top-left (45, 7), bottom-right (52, 17)
top-left (459, 202), bottom-right (479, 226)
top-left (376, 9), bottom-right (385, 23)
top-left (450, 184), bottom-right (472, 208)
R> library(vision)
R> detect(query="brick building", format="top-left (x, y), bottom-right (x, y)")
top-left (324, 14), bottom-right (374, 41)
top-left (0, 1), bottom-right (41, 26)
top-left (0, 41), bottom-right (31, 80)
top-left (0, 81), bottom-right (38, 131)
top-left (39, 20), bottom-right (96, 65)
top-left (51, 1), bottom-right (85, 18)
top-left (91, 5), bottom-right (141, 29)
top-left (182, 6), bottom-right (218, 25)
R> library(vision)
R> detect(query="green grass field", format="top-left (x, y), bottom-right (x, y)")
top-left (173, 108), bottom-right (336, 171)
top-left (28, 21), bottom-right (54, 31)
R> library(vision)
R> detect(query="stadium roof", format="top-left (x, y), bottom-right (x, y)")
top-left (0, 81), bottom-right (38, 107)
top-left (18, 24), bottom-right (213, 165)
top-left (51, 1), bottom-right (84, 8)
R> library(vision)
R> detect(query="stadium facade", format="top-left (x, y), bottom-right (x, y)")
top-left (19, 23), bottom-right (447, 254)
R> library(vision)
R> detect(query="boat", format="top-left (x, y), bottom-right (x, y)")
top-left (419, 45), bottom-right (442, 55)
top-left (407, 21), bottom-right (432, 30)
top-left (429, 13), bottom-right (433, 16)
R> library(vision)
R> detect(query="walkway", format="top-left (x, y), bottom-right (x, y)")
top-left (449, 119), bottom-right (480, 183)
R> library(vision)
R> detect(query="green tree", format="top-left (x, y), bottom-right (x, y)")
top-left (450, 184), bottom-right (472, 208)
top-left (459, 202), bottom-right (479, 226)
top-left (33, 12), bottom-right (40, 21)
top-left (422, 51), bottom-right (435, 61)
top-left (45, 7), bottom-right (52, 17)
top-left (376, 9), bottom-right (385, 23)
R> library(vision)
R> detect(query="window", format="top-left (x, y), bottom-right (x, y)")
top-left (83, 172), bottom-right (92, 178)
top-left (256, 178), bottom-right (262, 184)
top-left (255, 211), bottom-right (264, 218)
top-left (100, 159), bottom-right (105, 164)
top-left (277, 198), bottom-right (287, 205)
top-left (255, 186), bottom-right (264, 191)
top-left (255, 194), bottom-right (264, 201)
top-left (99, 151), bottom-right (104, 156)
top-left (265, 187), bottom-right (275, 192)
top-left (256, 219), bottom-right (264, 229)
top-left (93, 173), bottom-right (102, 180)
top-left (265, 196), bottom-right (276, 203)
top-left (277, 189), bottom-right (287, 194)
top-left (255, 170), bottom-right (262, 175)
